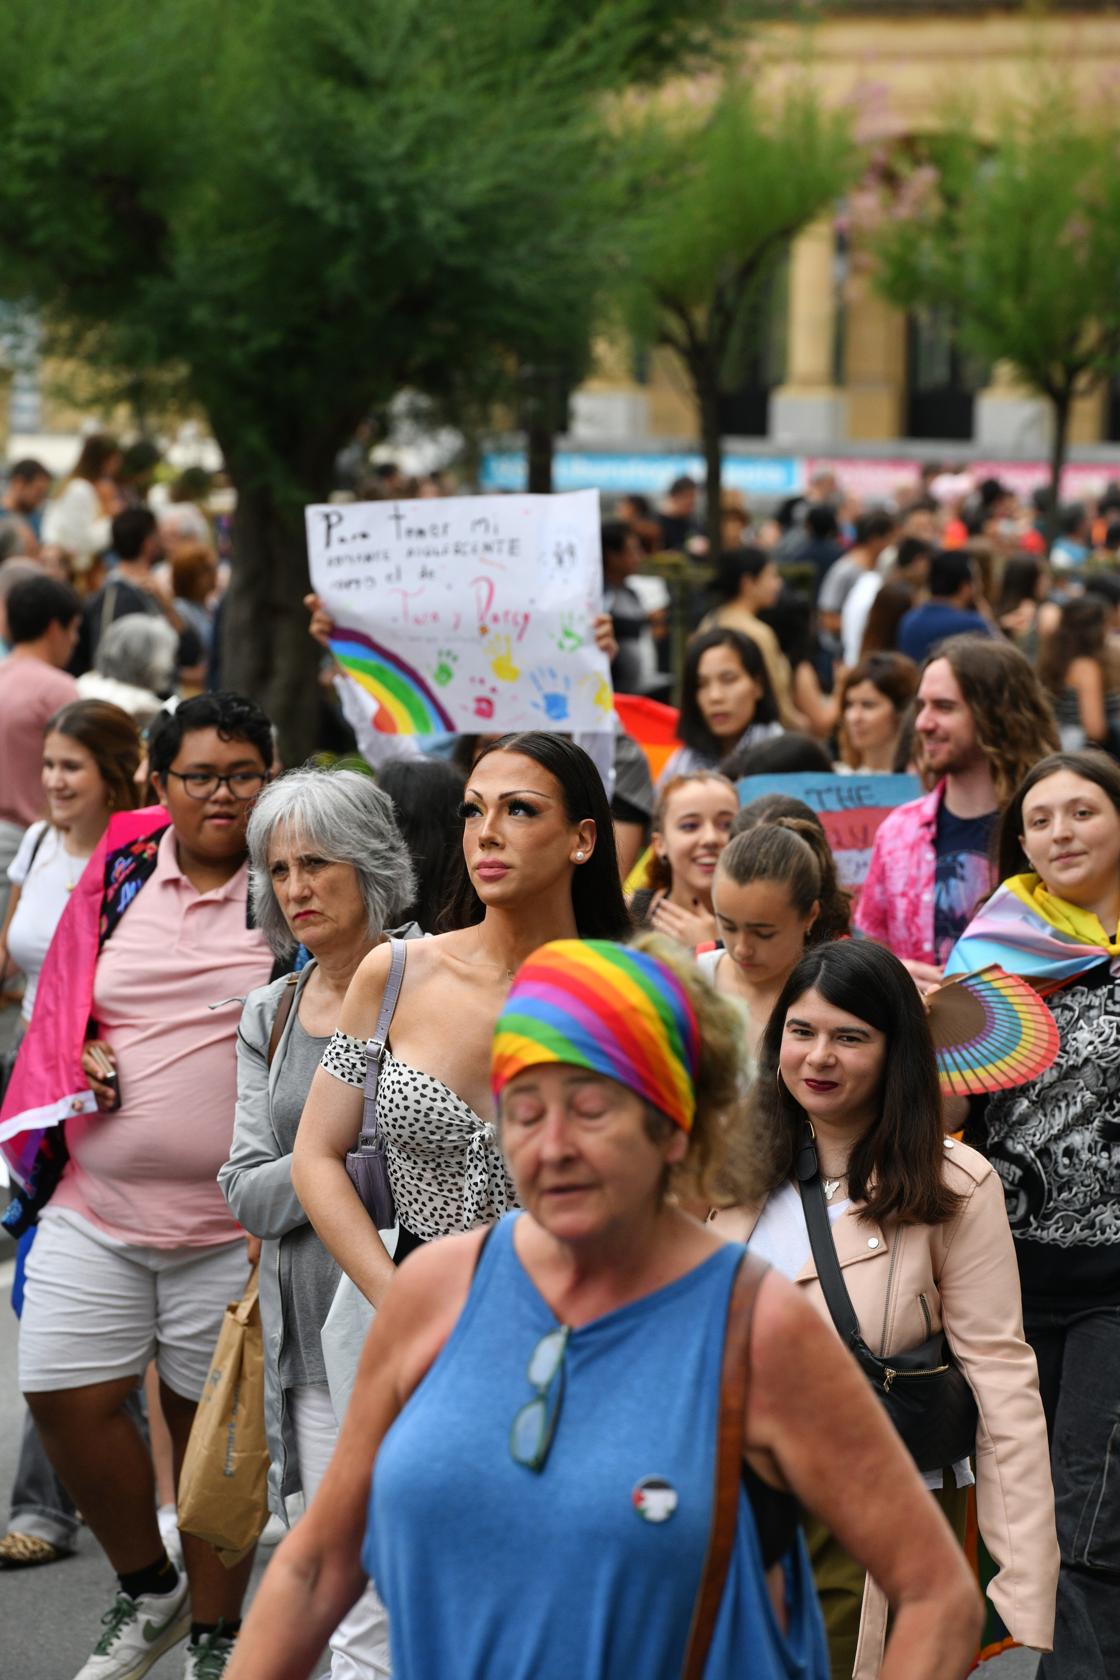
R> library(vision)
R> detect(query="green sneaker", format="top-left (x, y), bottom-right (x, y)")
top-left (73, 1576), bottom-right (190, 1680)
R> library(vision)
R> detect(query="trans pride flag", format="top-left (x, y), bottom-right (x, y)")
top-left (944, 871), bottom-right (1120, 993)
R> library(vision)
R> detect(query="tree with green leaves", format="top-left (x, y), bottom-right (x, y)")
top-left (620, 76), bottom-right (860, 561)
top-left (0, 0), bottom-right (749, 755)
top-left (862, 82), bottom-right (1120, 549)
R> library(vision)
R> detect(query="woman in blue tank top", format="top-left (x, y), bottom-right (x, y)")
top-left (228, 937), bottom-right (982, 1680)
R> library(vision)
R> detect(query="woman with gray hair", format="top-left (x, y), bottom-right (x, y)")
top-left (219, 767), bottom-right (418, 1680)
top-left (76, 613), bottom-right (178, 726)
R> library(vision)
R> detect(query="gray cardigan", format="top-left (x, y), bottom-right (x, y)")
top-left (219, 925), bottom-right (423, 1517)
top-left (218, 963), bottom-right (320, 1516)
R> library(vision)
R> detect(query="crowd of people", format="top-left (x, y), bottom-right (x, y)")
top-left (0, 445), bottom-right (1117, 1680)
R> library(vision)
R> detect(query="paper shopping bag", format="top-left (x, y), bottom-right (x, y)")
top-left (178, 1265), bottom-right (269, 1567)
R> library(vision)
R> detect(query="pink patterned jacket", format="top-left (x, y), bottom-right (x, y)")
top-left (854, 780), bottom-right (944, 966)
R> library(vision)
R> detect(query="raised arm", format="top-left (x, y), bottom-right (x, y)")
top-left (746, 1270), bottom-right (982, 1680)
top-left (291, 944), bottom-right (398, 1306)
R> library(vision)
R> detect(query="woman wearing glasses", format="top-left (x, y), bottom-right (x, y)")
top-left (231, 938), bottom-right (981, 1680)
top-left (7, 692), bottom-right (280, 1680)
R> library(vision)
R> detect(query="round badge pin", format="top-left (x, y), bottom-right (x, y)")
top-left (632, 1475), bottom-right (678, 1524)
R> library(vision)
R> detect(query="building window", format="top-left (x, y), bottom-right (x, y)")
top-left (905, 308), bottom-right (985, 440)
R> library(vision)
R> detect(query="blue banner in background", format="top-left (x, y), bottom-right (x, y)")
top-left (480, 451), bottom-right (803, 498)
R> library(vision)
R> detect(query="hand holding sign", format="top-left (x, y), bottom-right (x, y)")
top-left (305, 491), bottom-right (613, 735)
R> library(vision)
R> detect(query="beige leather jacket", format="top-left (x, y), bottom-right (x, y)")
top-left (722, 1138), bottom-right (1058, 1667)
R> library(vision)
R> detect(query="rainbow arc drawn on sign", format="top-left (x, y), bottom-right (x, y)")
top-left (331, 628), bottom-right (455, 735)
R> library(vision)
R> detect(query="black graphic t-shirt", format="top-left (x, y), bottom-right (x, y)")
top-left (933, 803), bottom-right (998, 964)
top-left (969, 961), bottom-right (1120, 1314)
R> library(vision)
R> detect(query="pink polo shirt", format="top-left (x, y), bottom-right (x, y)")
top-left (0, 654), bottom-right (79, 826)
top-left (52, 827), bottom-right (274, 1248)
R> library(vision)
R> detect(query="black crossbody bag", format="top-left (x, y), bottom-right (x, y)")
top-left (795, 1125), bottom-right (977, 1474)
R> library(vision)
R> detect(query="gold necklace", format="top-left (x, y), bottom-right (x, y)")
top-left (462, 941), bottom-right (515, 982)
top-left (62, 839), bottom-right (93, 892)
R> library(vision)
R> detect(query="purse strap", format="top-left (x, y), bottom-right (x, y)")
top-left (795, 1122), bottom-right (864, 1351)
top-left (357, 939), bottom-right (408, 1151)
top-left (681, 1251), bottom-right (768, 1680)
top-left (267, 974), bottom-right (299, 1068)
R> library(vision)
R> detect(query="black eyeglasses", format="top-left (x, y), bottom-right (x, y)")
top-left (165, 770), bottom-right (268, 801)
top-left (510, 1326), bottom-right (569, 1473)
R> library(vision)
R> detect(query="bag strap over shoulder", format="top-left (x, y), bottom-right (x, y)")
top-left (681, 1251), bottom-right (768, 1680)
top-left (796, 1122), bottom-right (864, 1351)
top-left (267, 974), bottom-right (299, 1069)
top-left (357, 938), bottom-right (408, 1150)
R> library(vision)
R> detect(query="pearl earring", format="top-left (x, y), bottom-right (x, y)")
top-left (575, 850), bottom-right (585, 861)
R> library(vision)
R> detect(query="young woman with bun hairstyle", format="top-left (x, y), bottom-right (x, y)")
top-left (702, 818), bottom-right (851, 1060)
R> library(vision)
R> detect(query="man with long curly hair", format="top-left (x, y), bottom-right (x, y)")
top-left (856, 634), bottom-right (1059, 986)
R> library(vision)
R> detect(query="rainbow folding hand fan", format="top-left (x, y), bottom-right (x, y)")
top-left (927, 964), bottom-right (1060, 1097)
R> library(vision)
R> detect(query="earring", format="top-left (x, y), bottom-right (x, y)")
top-left (575, 850), bottom-right (585, 861)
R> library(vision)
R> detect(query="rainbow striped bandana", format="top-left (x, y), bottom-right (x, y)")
top-left (491, 940), bottom-right (701, 1133)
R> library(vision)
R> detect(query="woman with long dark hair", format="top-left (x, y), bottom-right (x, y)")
top-left (946, 748), bottom-right (1120, 1679)
top-left (719, 939), bottom-right (1057, 1678)
top-left (659, 628), bottom-right (782, 787)
top-left (1038, 596), bottom-right (1120, 755)
top-left (377, 757), bottom-right (466, 933)
top-left (997, 554), bottom-right (1056, 657)
top-left (293, 733), bottom-right (631, 1305)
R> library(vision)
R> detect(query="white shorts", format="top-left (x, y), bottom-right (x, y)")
top-left (20, 1209), bottom-right (250, 1402)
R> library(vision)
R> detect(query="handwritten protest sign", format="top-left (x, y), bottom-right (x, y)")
top-left (736, 772), bottom-right (921, 899)
top-left (305, 491), bottom-right (612, 735)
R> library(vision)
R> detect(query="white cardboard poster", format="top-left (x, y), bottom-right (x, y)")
top-left (305, 490), bottom-right (612, 735)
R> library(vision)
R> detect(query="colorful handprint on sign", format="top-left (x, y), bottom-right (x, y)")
top-left (489, 635), bottom-right (521, 683)
top-left (530, 668), bottom-right (572, 723)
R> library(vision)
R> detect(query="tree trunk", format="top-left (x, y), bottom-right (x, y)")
top-left (1045, 387), bottom-right (1072, 557)
top-left (527, 423), bottom-right (554, 494)
top-left (221, 476), bottom-right (323, 768)
top-left (697, 375), bottom-right (723, 569)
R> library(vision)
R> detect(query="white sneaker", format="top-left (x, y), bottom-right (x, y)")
top-left (182, 1630), bottom-right (236, 1677)
top-left (73, 1575), bottom-right (190, 1679)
